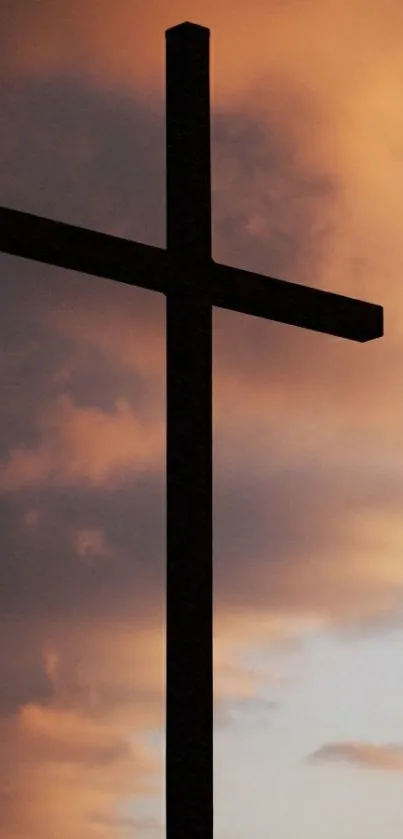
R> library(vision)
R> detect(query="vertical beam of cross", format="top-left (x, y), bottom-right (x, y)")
top-left (165, 23), bottom-right (213, 839)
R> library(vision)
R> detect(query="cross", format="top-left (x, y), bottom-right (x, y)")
top-left (0, 20), bottom-right (383, 839)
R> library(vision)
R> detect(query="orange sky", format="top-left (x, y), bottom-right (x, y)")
top-left (0, 1), bottom-right (402, 837)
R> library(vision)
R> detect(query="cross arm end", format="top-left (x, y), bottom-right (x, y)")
top-left (211, 261), bottom-right (383, 343)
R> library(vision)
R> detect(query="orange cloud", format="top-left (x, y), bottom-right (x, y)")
top-left (0, 611), bottom-right (283, 839)
top-left (0, 394), bottom-right (163, 490)
top-left (0, 620), bottom-right (164, 838)
top-left (3, 711), bottom-right (159, 839)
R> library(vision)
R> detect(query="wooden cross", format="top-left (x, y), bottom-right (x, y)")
top-left (0, 20), bottom-right (383, 839)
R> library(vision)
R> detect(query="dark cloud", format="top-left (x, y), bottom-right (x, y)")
top-left (0, 76), bottom-right (165, 244)
top-left (0, 622), bottom-right (54, 715)
top-left (0, 71), bottom-right (343, 632)
top-left (0, 478), bottom-right (165, 625)
top-left (0, 66), bottom-right (374, 448)
top-left (0, 252), bottom-right (165, 465)
top-left (212, 85), bottom-right (337, 281)
top-left (0, 428), bottom-right (400, 641)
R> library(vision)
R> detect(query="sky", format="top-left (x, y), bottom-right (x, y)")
top-left (1, 0), bottom-right (403, 837)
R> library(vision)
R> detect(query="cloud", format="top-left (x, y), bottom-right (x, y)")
top-left (91, 814), bottom-right (163, 834)
top-left (216, 695), bottom-right (277, 729)
top-left (0, 620), bottom-right (164, 838)
top-left (74, 527), bottom-right (112, 565)
top-left (1, 0), bottom-right (403, 835)
top-left (0, 394), bottom-right (163, 490)
top-left (0, 69), bottom-right (394, 640)
top-left (0, 614), bottom-right (279, 838)
top-left (0, 716), bottom-right (159, 839)
top-left (0, 632), bottom-right (54, 716)
top-left (309, 741), bottom-right (403, 772)
top-left (0, 59), bottom-right (391, 440)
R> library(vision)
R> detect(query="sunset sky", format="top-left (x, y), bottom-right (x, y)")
top-left (1, 1), bottom-right (403, 837)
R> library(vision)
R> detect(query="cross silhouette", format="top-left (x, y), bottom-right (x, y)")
top-left (0, 20), bottom-right (383, 839)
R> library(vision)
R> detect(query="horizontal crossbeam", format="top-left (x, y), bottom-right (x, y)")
top-left (0, 205), bottom-right (383, 342)
top-left (0, 205), bottom-right (168, 294)
top-left (212, 261), bottom-right (383, 343)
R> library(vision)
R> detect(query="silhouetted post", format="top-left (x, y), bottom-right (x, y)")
top-left (166, 22), bottom-right (213, 839)
top-left (0, 19), bottom-right (383, 839)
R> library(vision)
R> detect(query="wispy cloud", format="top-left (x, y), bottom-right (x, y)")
top-left (309, 741), bottom-right (403, 772)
